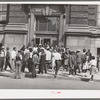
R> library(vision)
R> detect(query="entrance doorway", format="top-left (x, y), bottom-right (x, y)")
top-left (36, 38), bottom-right (40, 45)
top-left (44, 39), bottom-right (50, 45)
top-left (97, 48), bottom-right (100, 55)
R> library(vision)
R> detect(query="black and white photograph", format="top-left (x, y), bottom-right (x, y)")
top-left (0, 2), bottom-right (100, 91)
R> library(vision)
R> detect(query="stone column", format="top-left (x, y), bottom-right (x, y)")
top-left (97, 5), bottom-right (100, 28)
top-left (27, 14), bottom-right (31, 46)
top-left (30, 11), bottom-right (36, 47)
top-left (58, 14), bottom-right (64, 46)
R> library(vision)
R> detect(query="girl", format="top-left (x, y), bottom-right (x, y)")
top-left (89, 56), bottom-right (97, 83)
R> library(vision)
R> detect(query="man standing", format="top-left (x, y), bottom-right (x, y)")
top-left (0, 46), bottom-right (5, 71)
top-left (39, 48), bottom-right (46, 74)
top-left (27, 47), bottom-right (33, 72)
top-left (45, 47), bottom-right (52, 71)
top-left (11, 47), bottom-right (17, 71)
top-left (53, 49), bottom-right (61, 78)
top-left (86, 49), bottom-right (92, 63)
top-left (76, 49), bottom-right (83, 73)
top-left (4, 47), bottom-right (12, 72)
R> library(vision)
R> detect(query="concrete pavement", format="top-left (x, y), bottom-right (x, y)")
top-left (1, 67), bottom-right (100, 82)
top-left (0, 68), bottom-right (100, 89)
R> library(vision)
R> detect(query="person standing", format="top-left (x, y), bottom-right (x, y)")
top-left (4, 47), bottom-right (12, 72)
top-left (97, 54), bottom-right (100, 72)
top-left (32, 52), bottom-right (39, 78)
top-left (45, 47), bottom-right (52, 71)
top-left (76, 49), bottom-right (83, 73)
top-left (89, 56), bottom-right (97, 83)
top-left (82, 49), bottom-right (87, 73)
top-left (51, 50), bottom-right (56, 72)
top-left (33, 45), bottom-right (38, 53)
top-left (86, 49), bottom-right (92, 63)
top-left (27, 47), bottom-right (33, 72)
top-left (0, 46), bottom-right (5, 71)
top-left (53, 49), bottom-right (61, 78)
top-left (11, 47), bottom-right (17, 71)
top-left (14, 50), bottom-right (22, 79)
top-left (71, 51), bottom-right (77, 75)
top-left (39, 49), bottom-right (46, 74)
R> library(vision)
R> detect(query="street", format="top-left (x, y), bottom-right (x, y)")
top-left (0, 73), bottom-right (100, 89)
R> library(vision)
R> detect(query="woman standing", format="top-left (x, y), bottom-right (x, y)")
top-left (14, 50), bottom-right (22, 79)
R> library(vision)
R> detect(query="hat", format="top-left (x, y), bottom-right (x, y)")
top-left (39, 44), bottom-right (42, 46)
top-left (6, 47), bottom-right (9, 50)
top-left (29, 46), bottom-right (32, 49)
top-left (46, 46), bottom-right (49, 50)
top-left (2, 46), bottom-right (4, 49)
top-left (77, 49), bottom-right (81, 52)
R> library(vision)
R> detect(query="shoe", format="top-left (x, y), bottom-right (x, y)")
top-left (14, 77), bottom-right (16, 79)
top-left (89, 80), bottom-right (94, 83)
top-left (91, 81), bottom-right (94, 83)
top-left (69, 75), bottom-right (72, 77)
top-left (54, 75), bottom-right (57, 78)
top-left (18, 77), bottom-right (21, 79)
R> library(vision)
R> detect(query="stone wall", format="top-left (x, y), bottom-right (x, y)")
top-left (9, 4), bottom-right (28, 23)
top-left (66, 35), bottom-right (91, 51)
top-left (69, 5), bottom-right (97, 26)
top-left (65, 35), bottom-right (100, 57)
top-left (5, 34), bottom-right (25, 50)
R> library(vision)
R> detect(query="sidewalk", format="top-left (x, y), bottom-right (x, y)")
top-left (0, 68), bottom-right (100, 82)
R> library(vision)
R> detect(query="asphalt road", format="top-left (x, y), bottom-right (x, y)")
top-left (0, 76), bottom-right (100, 89)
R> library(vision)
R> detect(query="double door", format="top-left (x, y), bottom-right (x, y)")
top-left (36, 38), bottom-right (51, 45)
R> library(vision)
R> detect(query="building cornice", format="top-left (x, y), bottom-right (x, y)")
top-left (35, 31), bottom-right (58, 35)
top-left (64, 25), bottom-right (100, 37)
top-left (0, 23), bottom-right (28, 34)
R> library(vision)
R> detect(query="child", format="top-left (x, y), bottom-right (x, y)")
top-left (89, 56), bottom-right (97, 83)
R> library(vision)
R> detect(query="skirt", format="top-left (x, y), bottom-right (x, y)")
top-left (90, 65), bottom-right (97, 75)
top-left (64, 59), bottom-right (69, 66)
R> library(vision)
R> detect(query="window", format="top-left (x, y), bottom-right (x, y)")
top-left (36, 16), bottom-right (59, 31)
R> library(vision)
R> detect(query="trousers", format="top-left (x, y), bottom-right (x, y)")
top-left (55, 60), bottom-right (61, 75)
top-left (0, 57), bottom-right (4, 71)
top-left (15, 60), bottom-right (22, 78)
top-left (39, 62), bottom-right (47, 74)
top-left (4, 59), bottom-right (12, 70)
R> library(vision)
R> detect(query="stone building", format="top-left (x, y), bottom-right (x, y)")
top-left (0, 4), bottom-right (100, 57)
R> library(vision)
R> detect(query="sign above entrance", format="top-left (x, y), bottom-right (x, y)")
top-left (42, 5), bottom-right (52, 16)
top-left (31, 5), bottom-right (63, 16)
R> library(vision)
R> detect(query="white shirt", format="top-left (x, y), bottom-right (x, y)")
top-left (11, 50), bottom-right (17, 59)
top-left (53, 52), bottom-right (61, 60)
top-left (24, 49), bottom-right (29, 54)
top-left (29, 52), bottom-right (33, 58)
top-left (0, 50), bottom-right (5, 57)
top-left (45, 50), bottom-right (51, 61)
top-left (33, 47), bottom-right (38, 52)
top-left (90, 60), bottom-right (97, 66)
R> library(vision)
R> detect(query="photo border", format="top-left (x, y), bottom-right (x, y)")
top-left (0, 0), bottom-right (100, 99)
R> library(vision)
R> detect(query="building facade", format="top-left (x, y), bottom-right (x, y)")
top-left (0, 4), bottom-right (100, 57)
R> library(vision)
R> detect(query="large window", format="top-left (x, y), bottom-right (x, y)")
top-left (36, 16), bottom-right (59, 31)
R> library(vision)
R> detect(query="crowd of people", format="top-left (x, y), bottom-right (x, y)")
top-left (0, 43), bottom-right (99, 82)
